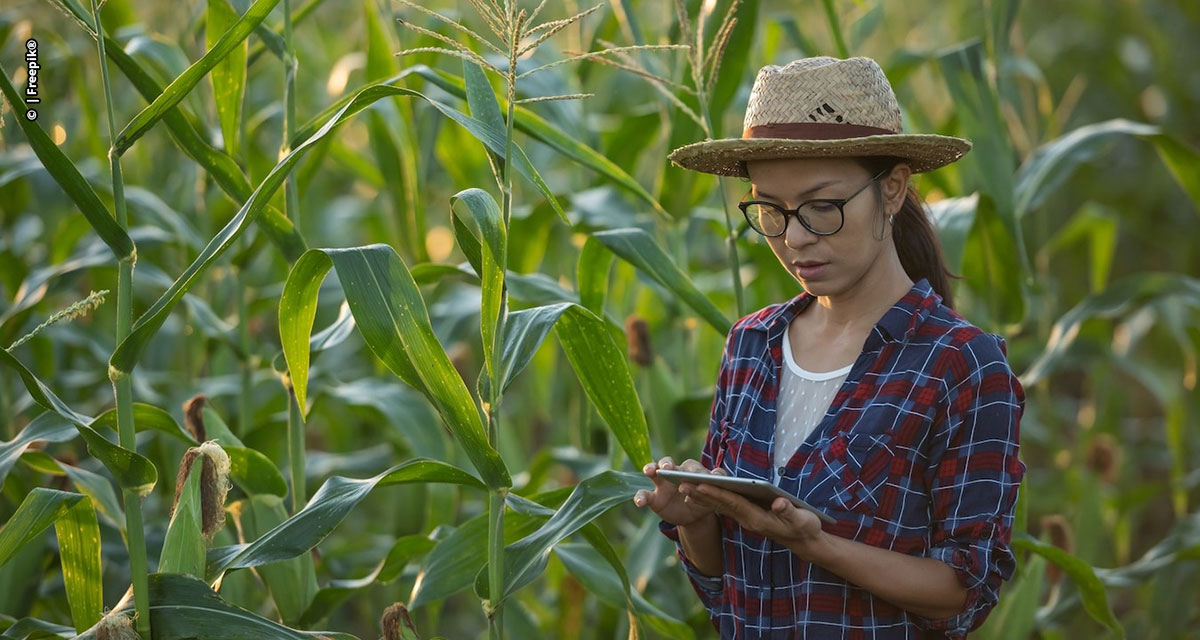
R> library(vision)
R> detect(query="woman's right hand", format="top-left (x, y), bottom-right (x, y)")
top-left (633, 456), bottom-right (727, 527)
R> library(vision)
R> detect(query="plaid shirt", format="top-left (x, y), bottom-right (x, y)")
top-left (660, 277), bottom-right (1026, 639)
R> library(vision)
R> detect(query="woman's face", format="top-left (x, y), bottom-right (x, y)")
top-left (744, 156), bottom-right (909, 296)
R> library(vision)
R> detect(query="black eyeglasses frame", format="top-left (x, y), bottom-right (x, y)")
top-left (737, 168), bottom-right (891, 237)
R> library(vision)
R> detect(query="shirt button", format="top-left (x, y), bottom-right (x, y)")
top-left (777, 466), bottom-right (787, 475)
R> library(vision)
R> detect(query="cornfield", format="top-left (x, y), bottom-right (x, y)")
top-left (1, 0), bottom-right (1198, 638)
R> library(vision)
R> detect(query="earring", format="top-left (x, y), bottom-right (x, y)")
top-left (888, 214), bottom-right (895, 225)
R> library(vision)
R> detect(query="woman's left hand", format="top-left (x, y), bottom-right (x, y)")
top-left (680, 482), bottom-right (826, 553)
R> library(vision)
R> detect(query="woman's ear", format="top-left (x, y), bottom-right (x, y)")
top-left (882, 163), bottom-right (911, 215)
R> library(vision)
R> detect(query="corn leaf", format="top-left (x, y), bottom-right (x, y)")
top-left (53, 499), bottom-right (102, 633)
top-left (74, 573), bottom-right (357, 640)
top-left (0, 488), bottom-right (84, 570)
top-left (450, 188), bottom-right (506, 386)
top-left (475, 470), bottom-right (652, 603)
top-left (0, 63), bottom-right (134, 261)
top-left (1015, 119), bottom-right (1200, 219)
top-left (207, 0), bottom-right (247, 159)
top-left (114, 0), bottom-right (280, 153)
top-left (409, 65), bottom-right (668, 219)
top-left (279, 244), bottom-right (509, 489)
top-left (158, 459), bottom-right (207, 577)
top-left (291, 79), bottom-right (567, 223)
top-left (108, 80), bottom-right (424, 378)
top-left (1021, 272), bottom-right (1200, 386)
top-left (1012, 533), bottom-right (1124, 636)
top-left (206, 458), bottom-right (485, 578)
top-left (553, 543), bottom-right (694, 640)
top-left (0, 412), bottom-right (76, 490)
top-left (296, 534), bottom-right (436, 626)
top-left (0, 349), bottom-right (157, 494)
top-left (592, 228), bottom-right (731, 336)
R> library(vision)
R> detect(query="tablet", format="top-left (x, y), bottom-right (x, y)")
top-left (655, 468), bottom-right (837, 525)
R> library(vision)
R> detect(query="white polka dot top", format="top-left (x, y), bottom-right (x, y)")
top-left (774, 319), bottom-right (853, 471)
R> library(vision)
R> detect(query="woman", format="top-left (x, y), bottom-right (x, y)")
top-left (631, 57), bottom-right (1026, 639)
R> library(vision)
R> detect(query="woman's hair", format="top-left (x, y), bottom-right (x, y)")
top-left (854, 155), bottom-right (963, 309)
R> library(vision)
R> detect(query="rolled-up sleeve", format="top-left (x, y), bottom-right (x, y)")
top-left (915, 332), bottom-right (1027, 639)
top-left (657, 325), bottom-right (737, 621)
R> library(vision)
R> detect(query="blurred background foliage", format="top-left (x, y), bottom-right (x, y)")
top-left (1, 0), bottom-right (1198, 638)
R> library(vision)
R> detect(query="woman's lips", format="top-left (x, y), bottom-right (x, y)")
top-left (795, 262), bottom-right (828, 278)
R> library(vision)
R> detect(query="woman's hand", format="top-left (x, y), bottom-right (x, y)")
top-left (632, 456), bottom-right (723, 528)
top-left (681, 480), bottom-right (826, 553)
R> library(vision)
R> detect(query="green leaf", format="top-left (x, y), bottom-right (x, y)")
top-left (53, 499), bottom-right (103, 633)
top-left (159, 459), bottom-right (207, 577)
top-left (493, 303), bottom-right (571, 396)
top-left (927, 194), bottom-right (978, 275)
top-left (937, 40), bottom-right (1029, 278)
top-left (408, 490), bottom-right (572, 609)
top-left (0, 488), bottom-right (84, 569)
top-left (961, 194), bottom-right (1026, 326)
top-left (292, 77), bottom-right (566, 223)
top-left (87, 19), bottom-right (305, 261)
top-left (978, 551), bottom-right (1043, 640)
top-left (592, 228), bottom-right (731, 336)
top-left (227, 496), bottom-right (318, 625)
top-left (207, 0), bottom-right (247, 158)
top-left (89, 402), bottom-right (195, 444)
top-left (553, 305), bottom-right (653, 467)
top-left (114, 0), bottom-right (280, 153)
top-left (1015, 119), bottom-right (1200, 219)
top-left (553, 543), bottom-right (694, 640)
top-left (0, 412), bottom-right (76, 489)
top-left (21, 454), bottom-right (126, 537)
top-left (108, 80), bottom-right (423, 378)
top-left (476, 471), bottom-right (652, 603)
top-left (0, 63), bottom-right (134, 260)
top-left (0, 349), bottom-right (157, 494)
top-left (450, 188), bottom-right (506, 386)
top-left (75, 573), bottom-right (357, 640)
top-left (279, 245), bottom-right (508, 489)
top-left (225, 446), bottom-right (288, 500)
top-left (410, 64), bottom-right (667, 219)
top-left (1012, 533), bottom-right (1124, 636)
top-left (207, 459), bottom-right (484, 578)
top-left (577, 236), bottom-right (615, 316)
top-left (297, 534), bottom-right (436, 626)
top-left (1021, 272), bottom-right (1200, 386)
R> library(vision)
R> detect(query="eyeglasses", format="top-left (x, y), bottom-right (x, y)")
top-left (738, 168), bottom-right (890, 237)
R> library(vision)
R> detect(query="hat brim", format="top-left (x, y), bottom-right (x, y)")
top-left (668, 134), bottom-right (972, 177)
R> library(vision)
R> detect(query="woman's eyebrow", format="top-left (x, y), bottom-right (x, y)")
top-left (753, 179), bottom-right (842, 201)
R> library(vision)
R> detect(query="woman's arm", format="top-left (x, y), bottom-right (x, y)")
top-left (677, 511), bottom-right (723, 577)
top-left (788, 528), bottom-right (967, 620)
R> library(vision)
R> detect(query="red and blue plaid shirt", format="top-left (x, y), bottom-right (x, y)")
top-left (660, 277), bottom-right (1026, 639)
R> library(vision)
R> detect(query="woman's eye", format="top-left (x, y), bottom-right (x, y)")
top-left (808, 202), bottom-right (837, 213)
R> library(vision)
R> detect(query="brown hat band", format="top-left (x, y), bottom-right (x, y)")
top-left (743, 122), bottom-right (897, 140)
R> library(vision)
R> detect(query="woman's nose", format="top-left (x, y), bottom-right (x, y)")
top-left (784, 213), bottom-right (817, 249)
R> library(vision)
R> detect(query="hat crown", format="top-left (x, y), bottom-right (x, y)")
top-left (743, 56), bottom-right (902, 134)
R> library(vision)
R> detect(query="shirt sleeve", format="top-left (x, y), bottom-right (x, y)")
top-left (657, 324), bottom-right (737, 622)
top-left (913, 332), bottom-right (1027, 639)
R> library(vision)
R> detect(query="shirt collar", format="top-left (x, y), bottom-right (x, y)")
top-left (743, 277), bottom-right (942, 351)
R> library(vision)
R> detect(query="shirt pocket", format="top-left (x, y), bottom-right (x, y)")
top-left (819, 431), bottom-right (895, 515)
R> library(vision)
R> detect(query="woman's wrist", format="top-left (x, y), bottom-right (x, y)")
top-left (785, 527), bottom-right (839, 565)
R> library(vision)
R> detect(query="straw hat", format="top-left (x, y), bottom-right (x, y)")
top-left (668, 56), bottom-right (971, 177)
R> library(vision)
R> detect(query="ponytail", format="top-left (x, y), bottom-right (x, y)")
top-left (856, 156), bottom-right (963, 309)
